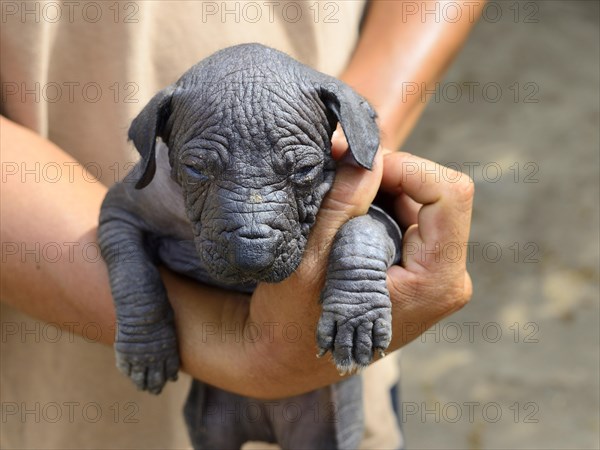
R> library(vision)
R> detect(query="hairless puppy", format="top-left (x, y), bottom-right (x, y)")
top-left (98, 43), bottom-right (402, 449)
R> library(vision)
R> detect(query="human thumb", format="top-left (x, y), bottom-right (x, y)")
top-left (300, 148), bottom-right (384, 275)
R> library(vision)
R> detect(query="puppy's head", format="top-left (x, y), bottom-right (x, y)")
top-left (128, 44), bottom-right (379, 284)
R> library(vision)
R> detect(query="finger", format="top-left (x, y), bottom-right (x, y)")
top-left (462, 271), bottom-right (473, 308)
top-left (393, 192), bottom-right (421, 230)
top-left (331, 125), bottom-right (348, 160)
top-left (381, 152), bottom-right (474, 265)
top-left (381, 152), bottom-right (474, 209)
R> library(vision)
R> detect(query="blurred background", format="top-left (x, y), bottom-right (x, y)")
top-left (401, 1), bottom-right (599, 448)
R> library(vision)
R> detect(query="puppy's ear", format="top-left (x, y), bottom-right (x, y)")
top-left (319, 80), bottom-right (380, 170)
top-left (128, 85), bottom-right (176, 189)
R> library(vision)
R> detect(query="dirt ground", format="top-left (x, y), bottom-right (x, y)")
top-left (398, 1), bottom-right (600, 448)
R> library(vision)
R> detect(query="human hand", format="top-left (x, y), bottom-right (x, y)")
top-left (380, 151), bottom-right (474, 349)
top-left (178, 145), bottom-right (473, 399)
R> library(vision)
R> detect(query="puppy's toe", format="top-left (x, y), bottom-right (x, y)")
top-left (146, 365), bottom-right (167, 395)
top-left (332, 323), bottom-right (355, 373)
top-left (130, 365), bottom-right (148, 391)
top-left (373, 317), bottom-right (392, 353)
top-left (316, 313), bottom-right (336, 356)
top-left (166, 354), bottom-right (180, 382)
top-left (353, 321), bottom-right (374, 367)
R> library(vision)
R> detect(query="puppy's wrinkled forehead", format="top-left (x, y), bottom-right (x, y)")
top-left (170, 70), bottom-right (332, 165)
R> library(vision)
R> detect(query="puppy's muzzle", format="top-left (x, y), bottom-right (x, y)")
top-left (229, 225), bottom-right (282, 273)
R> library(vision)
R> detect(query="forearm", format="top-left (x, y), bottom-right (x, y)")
top-left (0, 116), bottom-right (317, 398)
top-left (341, 0), bottom-right (485, 149)
top-left (0, 116), bottom-right (116, 339)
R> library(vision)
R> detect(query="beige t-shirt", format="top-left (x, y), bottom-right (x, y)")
top-left (0, 1), bottom-right (401, 448)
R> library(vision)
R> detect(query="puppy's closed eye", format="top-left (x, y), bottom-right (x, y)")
top-left (292, 160), bottom-right (322, 186)
top-left (284, 148), bottom-right (323, 186)
top-left (181, 151), bottom-right (222, 183)
top-left (183, 163), bottom-right (211, 182)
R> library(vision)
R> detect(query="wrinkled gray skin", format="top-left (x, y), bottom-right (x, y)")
top-left (98, 44), bottom-right (402, 449)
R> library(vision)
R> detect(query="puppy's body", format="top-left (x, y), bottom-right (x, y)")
top-left (99, 44), bottom-right (401, 449)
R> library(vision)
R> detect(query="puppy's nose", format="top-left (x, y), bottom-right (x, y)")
top-left (230, 225), bottom-right (280, 273)
top-left (237, 224), bottom-right (276, 240)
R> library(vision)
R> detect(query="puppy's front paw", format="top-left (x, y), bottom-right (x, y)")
top-left (115, 322), bottom-right (179, 394)
top-left (316, 282), bottom-right (392, 374)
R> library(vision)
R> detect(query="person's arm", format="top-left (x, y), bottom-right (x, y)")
top-left (0, 115), bottom-right (378, 393)
top-left (1, 116), bottom-right (473, 399)
top-left (340, 0), bottom-right (486, 150)
top-left (0, 117), bottom-right (117, 336)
